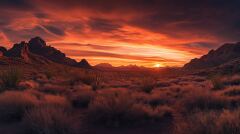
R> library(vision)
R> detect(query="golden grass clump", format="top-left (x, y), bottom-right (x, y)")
top-left (0, 67), bottom-right (22, 90)
top-left (87, 89), bottom-right (173, 127)
top-left (0, 91), bottom-right (39, 122)
top-left (174, 109), bottom-right (240, 134)
top-left (23, 106), bottom-right (78, 134)
top-left (69, 88), bottom-right (95, 108)
top-left (140, 77), bottom-right (156, 93)
top-left (179, 89), bottom-right (229, 113)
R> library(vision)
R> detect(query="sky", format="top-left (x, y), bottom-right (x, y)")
top-left (0, 0), bottom-right (240, 67)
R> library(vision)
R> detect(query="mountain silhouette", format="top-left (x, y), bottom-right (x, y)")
top-left (76, 59), bottom-right (91, 68)
top-left (5, 41), bottom-right (31, 62)
top-left (28, 37), bottom-right (77, 66)
top-left (0, 37), bottom-right (91, 68)
top-left (184, 42), bottom-right (240, 70)
top-left (0, 46), bottom-right (7, 56)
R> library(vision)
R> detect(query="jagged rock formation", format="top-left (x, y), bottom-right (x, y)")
top-left (0, 37), bottom-right (91, 68)
top-left (76, 59), bottom-right (91, 68)
top-left (5, 42), bottom-right (31, 62)
top-left (184, 42), bottom-right (240, 70)
top-left (0, 47), bottom-right (7, 56)
top-left (28, 37), bottom-right (77, 66)
top-left (95, 63), bottom-right (113, 68)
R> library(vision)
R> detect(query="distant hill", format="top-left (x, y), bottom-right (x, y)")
top-left (76, 59), bottom-right (91, 69)
top-left (0, 37), bottom-right (91, 68)
top-left (95, 63), bottom-right (113, 68)
top-left (183, 42), bottom-right (240, 70)
top-left (94, 63), bottom-right (152, 71)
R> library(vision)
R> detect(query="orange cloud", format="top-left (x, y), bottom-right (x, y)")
top-left (0, 0), bottom-right (239, 67)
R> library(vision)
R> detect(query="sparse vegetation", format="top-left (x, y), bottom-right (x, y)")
top-left (87, 90), bottom-right (173, 127)
top-left (43, 69), bottom-right (55, 80)
top-left (23, 106), bottom-right (78, 134)
top-left (70, 88), bottom-right (95, 108)
top-left (175, 109), bottom-right (240, 134)
top-left (180, 90), bottom-right (229, 113)
top-left (0, 91), bottom-right (39, 122)
top-left (0, 67), bottom-right (22, 90)
top-left (211, 76), bottom-right (225, 90)
top-left (0, 63), bottom-right (240, 134)
top-left (82, 72), bottom-right (103, 90)
top-left (140, 77), bottom-right (156, 93)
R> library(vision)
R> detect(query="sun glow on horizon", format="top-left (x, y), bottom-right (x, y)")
top-left (153, 63), bottom-right (165, 68)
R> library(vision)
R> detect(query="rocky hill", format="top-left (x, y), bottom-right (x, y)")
top-left (183, 42), bottom-right (240, 70)
top-left (76, 59), bottom-right (91, 69)
top-left (0, 37), bottom-right (91, 68)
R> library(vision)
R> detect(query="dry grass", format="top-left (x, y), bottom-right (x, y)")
top-left (39, 83), bottom-right (67, 95)
top-left (87, 89), bottom-right (173, 127)
top-left (18, 80), bottom-right (39, 90)
top-left (0, 67), bottom-right (22, 90)
top-left (69, 71), bottom-right (103, 90)
top-left (1, 66), bottom-right (240, 133)
top-left (224, 86), bottom-right (240, 96)
top-left (140, 77), bottom-right (156, 93)
top-left (69, 88), bottom-right (95, 108)
top-left (42, 94), bottom-right (71, 108)
top-left (0, 91), bottom-right (39, 122)
top-left (174, 109), bottom-right (240, 134)
top-left (179, 89), bottom-right (229, 113)
top-left (23, 106), bottom-right (78, 134)
top-left (211, 75), bottom-right (240, 90)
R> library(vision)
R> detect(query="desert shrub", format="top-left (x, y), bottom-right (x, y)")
top-left (175, 109), bottom-right (240, 134)
top-left (68, 75), bottom-right (81, 86)
top-left (216, 110), bottom-right (240, 134)
top-left (18, 80), bottom-right (39, 90)
top-left (174, 111), bottom-right (218, 134)
top-left (140, 90), bottom-right (174, 107)
top-left (222, 75), bottom-right (240, 86)
top-left (87, 90), bottom-right (172, 127)
top-left (0, 91), bottom-right (39, 122)
top-left (70, 88), bottom-right (95, 108)
top-left (140, 77), bottom-right (156, 93)
top-left (147, 105), bottom-right (174, 122)
top-left (211, 77), bottom-right (225, 90)
top-left (224, 86), bottom-right (240, 96)
top-left (0, 67), bottom-right (22, 90)
top-left (84, 72), bottom-right (102, 91)
top-left (211, 75), bottom-right (240, 90)
top-left (23, 106), bottom-right (78, 134)
top-left (180, 90), bottom-right (229, 113)
top-left (39, 84), bottom-right (67, 95)
top-left (42, 94), bottom-right (71, 108)
top-left (43, 70), bottom-right (55, 80)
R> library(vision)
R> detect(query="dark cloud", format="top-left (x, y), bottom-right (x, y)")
top-left (2, 0), bottom-right (240, 41)
top-left (89, 18), bottom-right (121, 32)
top-left (65, 49), bottom-right (179, 63)
top-left (1, 0), bottom-right (240, 66)
top-left (53, 43), bottom-right (120, 50)
top-left (42, 25), bottom-right (65, 36)
top-left (186, 42), bottom-right (216, 49)
top-left (34, 12), bottom-right (49, 18)
top-left (0, 0), bottom-right (34, 10)
top-left (2, 26), bottom-right (58, 43)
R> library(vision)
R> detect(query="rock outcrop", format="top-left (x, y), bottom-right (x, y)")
top-left (5, 41), bottom-right (31, 62)
top-left (76, 59), bottom-right (91, 68)
top-left (28, 37), bottom-right (77, 66)
top-left (0, 37), bottom-right (91, 68)
top-left (183, 42), bottom-right (240, 70)
top-left (0, 47), bottom-right (7, 57)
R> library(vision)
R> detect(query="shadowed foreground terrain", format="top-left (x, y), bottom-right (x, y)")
top-left (0, 38), bottom-right (240, 134)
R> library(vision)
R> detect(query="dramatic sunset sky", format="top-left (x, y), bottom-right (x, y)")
top-left (0, 0), bottom-right (240, 67)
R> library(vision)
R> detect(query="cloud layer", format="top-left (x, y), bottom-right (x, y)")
top-left (0, 0), bottom-right (239, 67)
